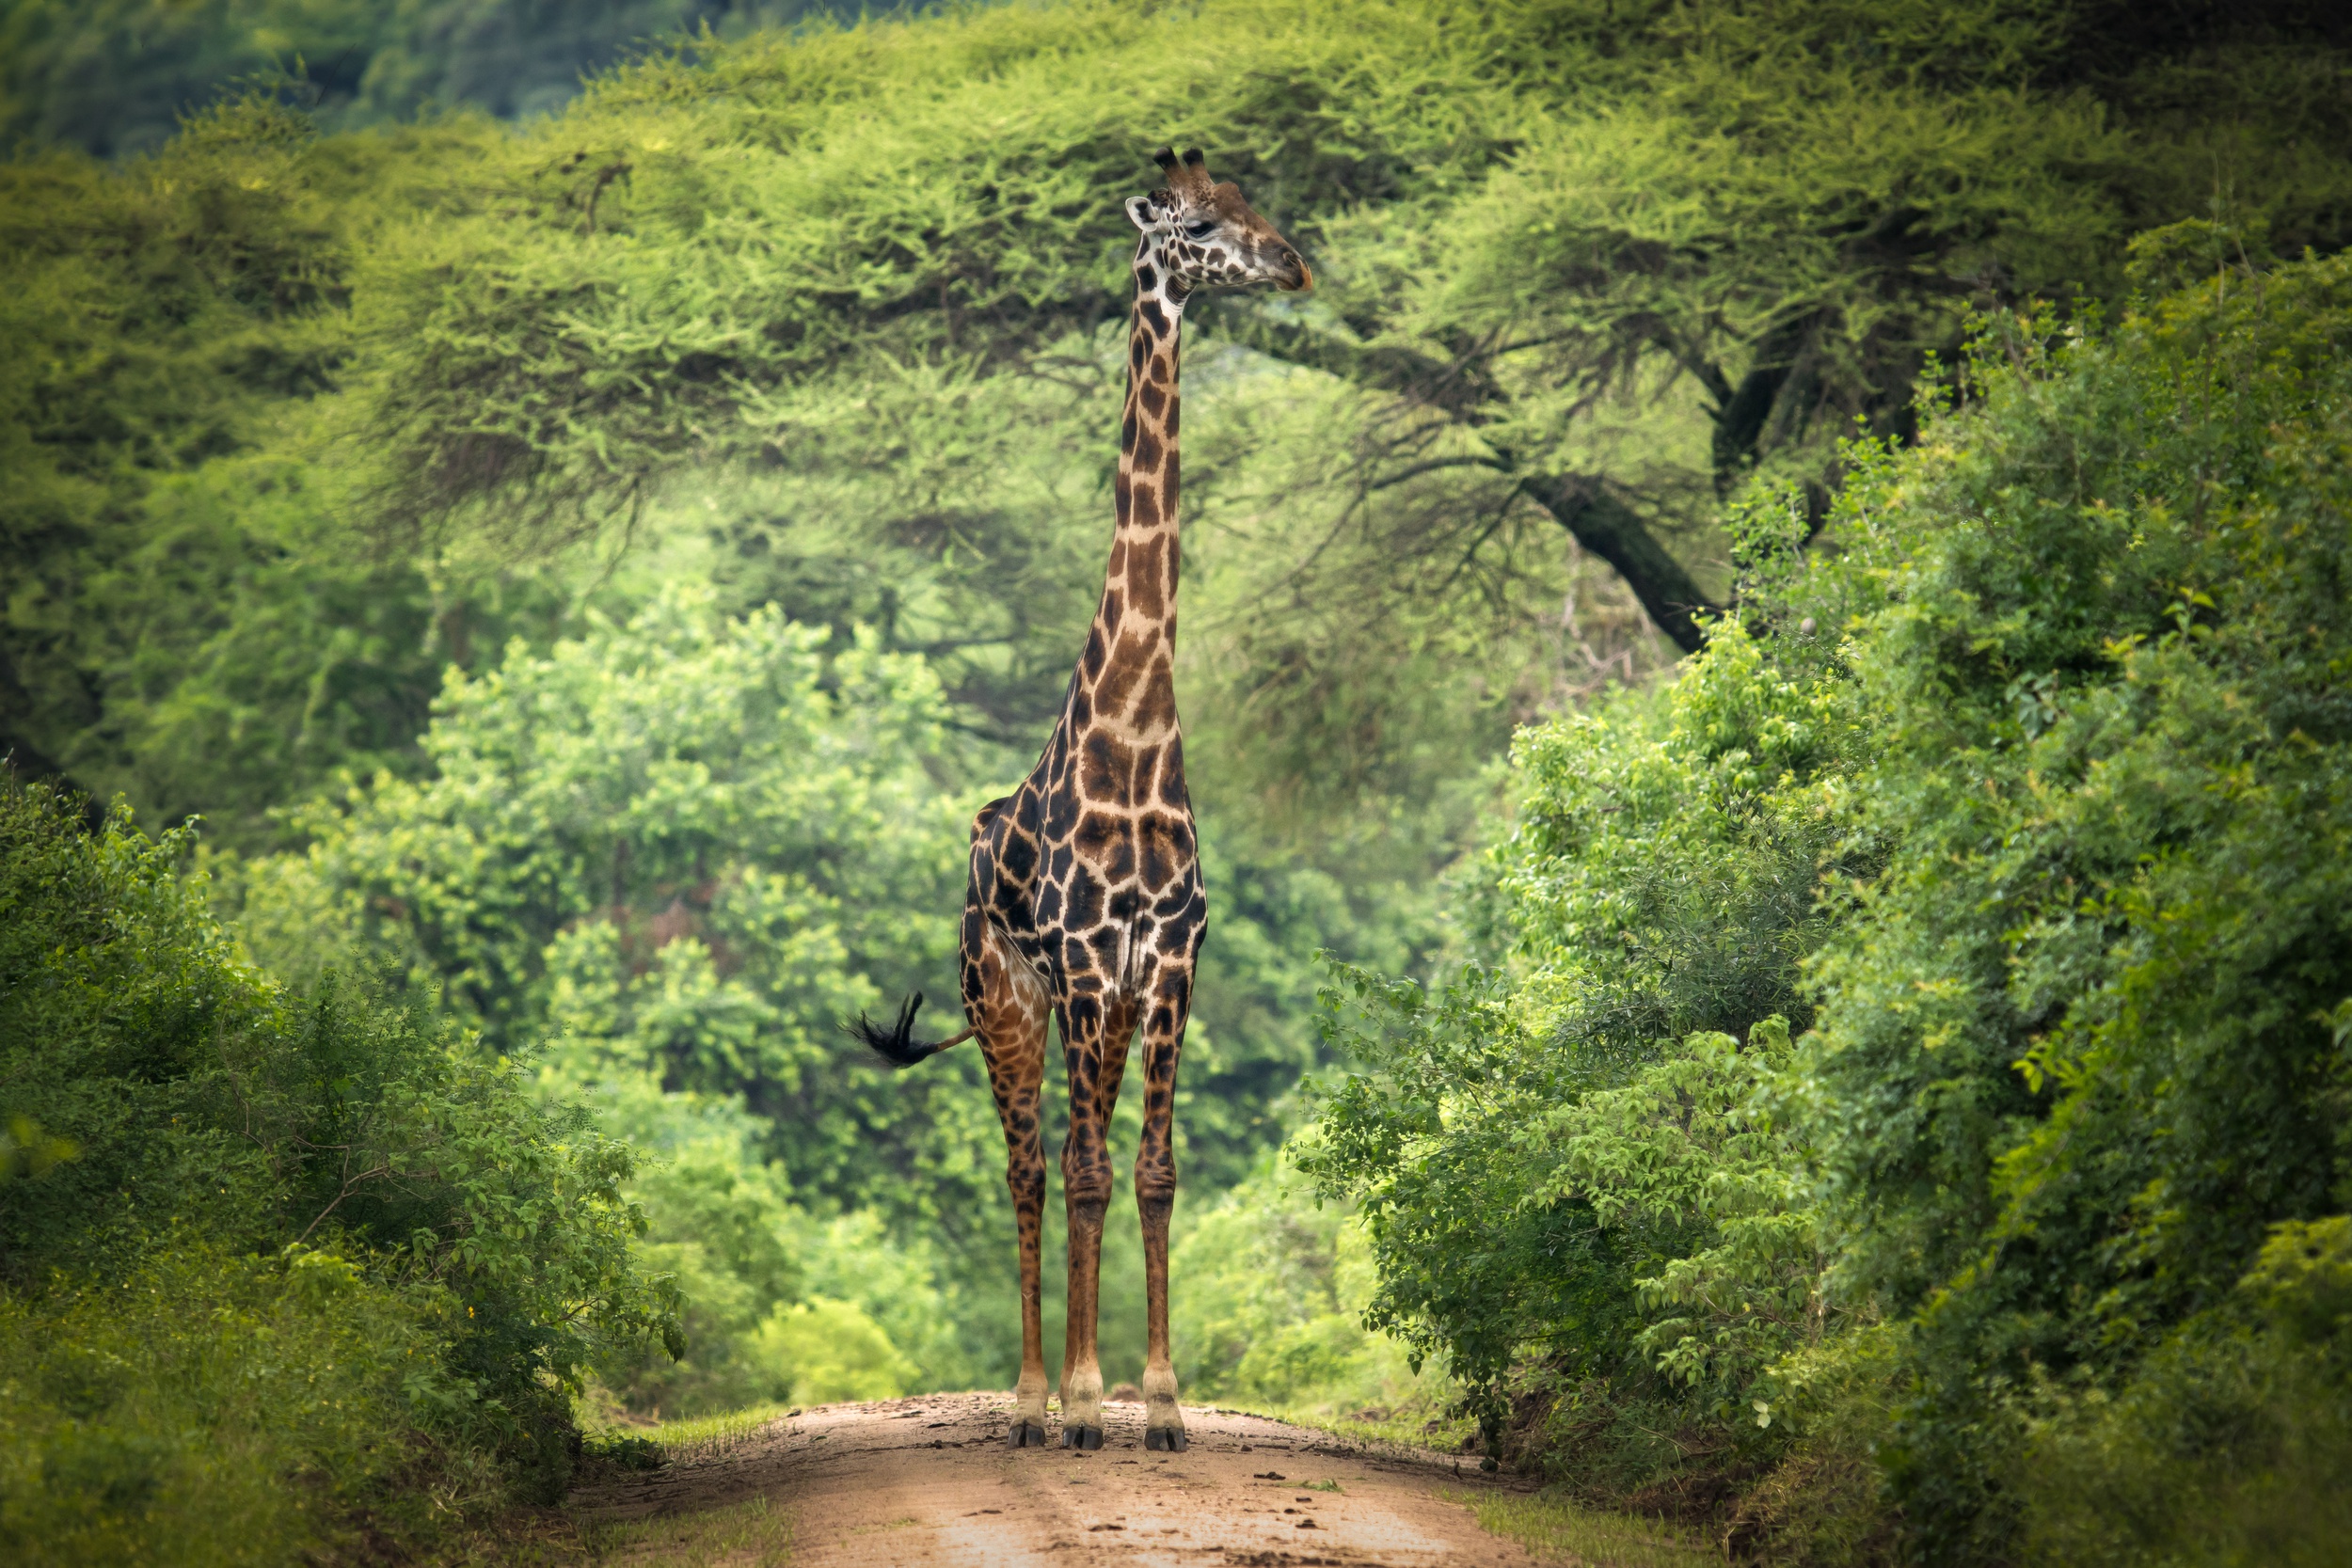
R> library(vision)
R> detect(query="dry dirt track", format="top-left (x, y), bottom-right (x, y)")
top-left (573, 1393), bottom-right (1551, 1567)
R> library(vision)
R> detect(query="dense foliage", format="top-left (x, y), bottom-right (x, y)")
top-left (1799, 245), bottom-right (2352, 1563)
top-left (1309, 620), bottom-right (1854, 1474)
top-left (7, 3), bottom-right (2352, 1561)
top-left (1308, 245), bottom-right (2352, 1562)
top-left (1168, 1152), bottom-right (1427, 1423)
top-left (0, 781), bottom-right (678, 1559)
top-left (15, 0), bottom-right (2350, 847)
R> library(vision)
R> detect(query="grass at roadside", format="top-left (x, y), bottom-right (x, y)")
top-left (579, 1495), bottom-right (792, 1567)
top-left (1219, 1392), bottom-right (1482, 1460)
top-left (1452, 1490), bottom-right (1717, 1567)
top-left (564, 1405), bottom-right (797, 1565)
top-left (630, 1403), bottom-right (798, 1464)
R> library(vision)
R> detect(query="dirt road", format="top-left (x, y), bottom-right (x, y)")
top-left (573, 1393), bottom-right (1550, 1566)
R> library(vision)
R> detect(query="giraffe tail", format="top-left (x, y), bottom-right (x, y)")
top-left (844, 991), bottom-right (977, 1069)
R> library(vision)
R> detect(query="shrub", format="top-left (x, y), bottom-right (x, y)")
top-left (1310, 246), bottom-right (2352, 1560)
top-left (1170, 1153), bottom-right (1427, 1420)
top-left (0, 1242), bottom-right (460, 1567)
top-left (2015, 1219), bottom-right (2352, 1567)
top-left (1304, 618), bottom-right (1858, 1472)
top-left (1789, 246), bottom-right (2352, 1560)
top-left (0, 777), bottom-right (680, 1558)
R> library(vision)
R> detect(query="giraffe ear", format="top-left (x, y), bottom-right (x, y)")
top-left (1124, 195), bottom-right (1162, 232)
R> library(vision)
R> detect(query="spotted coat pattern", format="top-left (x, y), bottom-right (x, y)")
top-left (946, 150), bottom-right (1310, 1454)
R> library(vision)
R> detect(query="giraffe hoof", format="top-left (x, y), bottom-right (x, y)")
top-left (1009, 1420), bottom-right (1049, 1449)
top-left (1061, 1424), bottom-right (1104, 1451)
top-left (1145, 1426), bottom-right (1188, 1452)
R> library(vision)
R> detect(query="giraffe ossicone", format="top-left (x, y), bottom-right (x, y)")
top-left (846, 146), bottom-right (1309, 1454)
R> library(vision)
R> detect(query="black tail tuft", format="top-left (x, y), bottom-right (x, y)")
top-left (846, 991), bottom-right (942, 1069)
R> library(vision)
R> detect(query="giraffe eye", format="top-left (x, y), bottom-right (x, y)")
top-left (1183, 219), bottom-right (1217, 240)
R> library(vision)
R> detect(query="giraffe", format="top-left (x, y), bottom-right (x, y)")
top-left (848, 147), bottom-right (1311, 1453)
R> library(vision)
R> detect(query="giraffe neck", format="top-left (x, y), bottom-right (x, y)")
top-left (1067, 243), bottom-right (1187, 748)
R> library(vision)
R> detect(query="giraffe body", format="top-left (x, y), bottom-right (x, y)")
top-left (850, 148), bottom-right (1308, 1452)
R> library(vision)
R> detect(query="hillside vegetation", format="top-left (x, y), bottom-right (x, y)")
top-left (3, 2), bottom-right (2349, 1563)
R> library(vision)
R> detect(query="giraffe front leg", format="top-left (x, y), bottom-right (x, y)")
top-left (1136, 961), bottom-right (1193, 1451)
top-left (1058, 1175), bottom-right (1110, 1450)
top-left (1137, 1187), bottom-right (1184, 1451)
top-left (1057, 990), bottom-right (1118, 1451)
top-left (1008, 1150), bottom-right (1051, 1448)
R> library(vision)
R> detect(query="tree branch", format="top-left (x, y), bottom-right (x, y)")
top-left (1204, 306), bottom-right (1500, 420)
top-left (1518, 474), bottom-right (1720, 654)
top-left (1214, 306), bottom-right (1722, 650)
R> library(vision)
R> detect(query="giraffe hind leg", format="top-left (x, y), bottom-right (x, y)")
top-left (970, 914), bottom-right (1053, 1448)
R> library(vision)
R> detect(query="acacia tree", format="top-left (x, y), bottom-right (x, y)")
top-left (342, 0), bottom-right (2352, 652)
top-left (9, 2), bottom-right (2345, 830)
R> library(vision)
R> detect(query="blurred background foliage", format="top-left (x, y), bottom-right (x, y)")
top-left (0, 0), bottom-right (859, 157)
top-left (3, 2), bottom-right (2350, 1563)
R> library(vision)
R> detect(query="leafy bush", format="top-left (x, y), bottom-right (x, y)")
top-left (0, 777), bottom-right (680, 1559)
top-left (751, 1298), bottom-right (915, 1406)
top-left (2016, 1219), bottom-right (2352, 1567)
top-left (0, 1244), bottom-right (447, 1567)
top-left (1542, 1017), bottom-right (1824, 1416)
top-left (1310, 245), bottom-right (2352, 1560)
top-left (575, 1079), bottom-right (974, 1415)
top-left (594, 1088), bottom-right (803, 1416)
top-left (1305, 618), bottom-right (1857, 1471)
top-left (1784, 244), bottom-right (2352, 1562)
top-left (1169, 1153), bottom-right (1427, 1421)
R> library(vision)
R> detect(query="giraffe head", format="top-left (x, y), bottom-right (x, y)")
top-left (1126, 147), bottom-right (1311, 294)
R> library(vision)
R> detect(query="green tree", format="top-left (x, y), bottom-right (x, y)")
top-left (335, 0), bottom-right (2352, 657)
top-left (0, 0), bottom-right (854, 158)
top-left (0, 95), bottom-right (579, 851)
top-left (239, 585), bottom-right (990, 1218)
top-left (25, 3), bottom-right (2340, 904)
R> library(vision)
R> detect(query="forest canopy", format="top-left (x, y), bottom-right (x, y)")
top-left (3, 2), bottom-right (2349, 1564)
top-left (14, 0), bottom-right (2352, 845)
